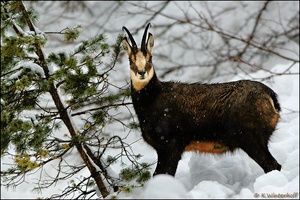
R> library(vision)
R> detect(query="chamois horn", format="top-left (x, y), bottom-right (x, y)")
top-left (141, 23), bottom-right (151, 52)
top-left (122, 26), bottom-right (138, 50)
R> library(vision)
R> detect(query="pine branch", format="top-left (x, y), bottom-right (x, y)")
top-left (18, 1), bottom-right (109, 197)
top-left (71, 102), bottom-right (132, 117)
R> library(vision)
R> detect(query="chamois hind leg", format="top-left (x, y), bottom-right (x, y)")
top-left (240, 136), bottom-right (281, 173)
top-left (154, 148), bottom-right (182, 176)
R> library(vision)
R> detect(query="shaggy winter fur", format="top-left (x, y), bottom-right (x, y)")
top-left (122, 23), bottom-right (281, 176)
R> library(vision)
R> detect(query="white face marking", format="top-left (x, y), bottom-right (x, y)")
top-left (128, 50), bottom-right (154, 91)
top-left (135, 52), bottom-right (146, 71)
top-left (130, 67), bottom-right (154, 91)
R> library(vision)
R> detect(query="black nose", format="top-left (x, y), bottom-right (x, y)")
top-left (138, 71), bottom-right (146, 76)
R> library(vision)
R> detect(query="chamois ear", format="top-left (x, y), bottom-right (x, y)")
top-left (122, 37), bottom-right (132, 56)
top-left (146, 33), bottom-right (154, 54)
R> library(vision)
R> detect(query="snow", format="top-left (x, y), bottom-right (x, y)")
top-left (1, 1), bottom-right (299, 199)
top-left (143, 174), bottom-right (188, 198)
top-left (7, 60), bottom-right (45, 80)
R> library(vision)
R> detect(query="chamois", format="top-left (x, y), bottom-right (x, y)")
top-left (122, 23), bottom-right (281, 176)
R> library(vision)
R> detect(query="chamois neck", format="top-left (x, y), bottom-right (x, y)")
top-left (130, 71), bottom-right (162, 117)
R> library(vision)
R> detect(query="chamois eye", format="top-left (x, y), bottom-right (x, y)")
top-left (145, 62), bottom-right (152, 71)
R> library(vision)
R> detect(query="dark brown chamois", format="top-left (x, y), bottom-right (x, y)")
top-left (122, 23), bottom-right (281, 176)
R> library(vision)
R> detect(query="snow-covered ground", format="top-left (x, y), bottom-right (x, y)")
top-left (1, 1), bottom-right (299, 199)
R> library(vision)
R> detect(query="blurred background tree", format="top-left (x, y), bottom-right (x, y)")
top-left (30, 1), bottom-right (298, 81)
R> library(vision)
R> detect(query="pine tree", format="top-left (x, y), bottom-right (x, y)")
top-left (1, 1), bottom-right (151, 198)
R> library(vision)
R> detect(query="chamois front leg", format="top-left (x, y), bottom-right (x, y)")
top-left (154, 149), bottom-right (182, 176)
top-left (153, 141), bottom-right (184, 176)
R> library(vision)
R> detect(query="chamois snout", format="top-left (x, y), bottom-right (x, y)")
top-left (138, 71), bottom-right (146, 79)
top-left (122, 23), bottom-right (281, 177)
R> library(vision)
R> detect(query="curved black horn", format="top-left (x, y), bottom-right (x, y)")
top-left (122, 26), bottom-right (137, 50)
top-left (141, 23), bottom-right (151, 52)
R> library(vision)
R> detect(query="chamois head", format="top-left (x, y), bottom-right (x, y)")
top-left (122, 23), bottom-right (155, 91)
